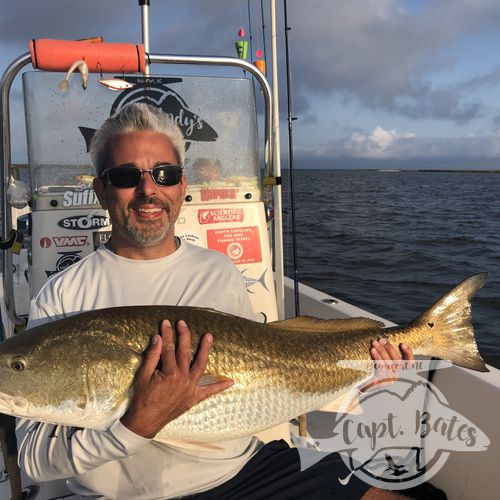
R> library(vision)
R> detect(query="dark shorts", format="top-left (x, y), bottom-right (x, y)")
top-left (190, 440), bottom-right (371, 499)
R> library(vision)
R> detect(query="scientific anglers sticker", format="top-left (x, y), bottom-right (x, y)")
top-left (198, 208), bottom-right (244, 224)
top-left (293, 360), bottom-right (489, 490)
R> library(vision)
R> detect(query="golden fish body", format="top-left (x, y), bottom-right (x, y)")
top-left (0, 274), bottom-right (487, 441)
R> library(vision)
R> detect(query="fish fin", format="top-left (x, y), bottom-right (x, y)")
top-left (198, 373), bottom-right (232, 387)
top-left (318, 389), bottom-right (363, 414)
top-left (78, 127), bottom-right (97, 152)
top-left (269, 316), bottom-right (385, 333)
top-left (408, 273), bottom-right (488, 372)
top-left (153, 436), bottom-right (225, 451)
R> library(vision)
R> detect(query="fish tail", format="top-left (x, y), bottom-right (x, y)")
top-left (258, 269), bottom-right (269, 292)
top-left (408, 273), bottom-right (488, 372)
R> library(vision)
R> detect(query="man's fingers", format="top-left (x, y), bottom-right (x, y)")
top-left (371, 339), bottom-right (391, 361)
top-left (176, 320), bottom-right (193, 372)
top-left (197, 378), bottom-right (234, 401)
top-left (382, 340), bottom-right (401, 361)
top-left (400, 343), bottom-right (414, 362)
top-left (140, 334), bottom-right (163, 379)
top-left (160, 319), bottom-right (177, 372)
top-left (190, 333), bottom-right (214, 379)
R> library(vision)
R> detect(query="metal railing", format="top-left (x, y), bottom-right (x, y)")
top-left (0, 50), bottom-right (283, 338)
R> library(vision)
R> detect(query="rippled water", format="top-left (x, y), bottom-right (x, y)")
top-left (283, 170), bottom-right (500, 369)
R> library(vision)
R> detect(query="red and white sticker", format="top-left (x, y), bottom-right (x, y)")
top-left (40, 235), bottom-right (89, 248)
top-left (200, 188), bottom-right (238, 202)
top-left (207, 226), bottom-right (262, 264)
top-left (198, 208), bottom-right (244, 225)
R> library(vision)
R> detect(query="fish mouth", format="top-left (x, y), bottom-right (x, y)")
top-left (0, 391), bottom-right (30, 417)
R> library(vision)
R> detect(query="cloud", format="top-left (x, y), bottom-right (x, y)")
top-left (313, 125), bottom-right (500, 165)
top-left (286, 0), bottom-right (500, 122)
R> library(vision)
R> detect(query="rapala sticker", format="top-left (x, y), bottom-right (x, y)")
top-left (198, 208), bottom-right (244, 225)
top-left (45, 251), bottom-right (82, 277)
top-left (62, 189), bottom-right (99, 207)
top-left (200, 188), bottom-right (237, 202)
top-left (58, 215), bottom-right (110, 230)
top-left (93, 231), bottom-right (111, 250)
top-left (207, 226), bottom-right (262, 265)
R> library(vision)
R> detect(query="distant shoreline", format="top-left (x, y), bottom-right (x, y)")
top-left (288, 168), bottom-right (500, 173)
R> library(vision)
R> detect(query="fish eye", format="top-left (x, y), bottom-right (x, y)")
top-left (10, 356), bottom-right (26, 371)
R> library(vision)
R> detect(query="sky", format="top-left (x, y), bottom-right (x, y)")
top-left (2, 0), bottom-right (500, 169)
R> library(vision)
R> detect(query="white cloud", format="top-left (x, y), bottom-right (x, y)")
top-left (344, 126), bottom-right (416, 158)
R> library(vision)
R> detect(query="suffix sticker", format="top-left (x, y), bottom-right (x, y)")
top-left (62, 189), bottom-right (99, 207)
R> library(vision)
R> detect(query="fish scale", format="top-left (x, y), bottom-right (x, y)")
top-left (0, 274), bottom-right (488, 441)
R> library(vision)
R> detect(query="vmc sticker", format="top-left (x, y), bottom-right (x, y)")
top-left (206, 226), bottom-right (262, 265)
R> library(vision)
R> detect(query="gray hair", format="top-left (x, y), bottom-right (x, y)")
top-left (90, 103), bottom-right (185, 177)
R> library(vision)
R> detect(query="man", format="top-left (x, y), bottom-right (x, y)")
top-left (18, 103), bottom-right (417, 499)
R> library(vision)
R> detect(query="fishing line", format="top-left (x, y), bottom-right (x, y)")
top-left (259, 0), bottom-right (268, 69)
top-left (247, 0), bottom-right (254, 63)
top-left (283, 0), bottom-right (300, 317)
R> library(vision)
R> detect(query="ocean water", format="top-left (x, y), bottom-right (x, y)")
top-left (282, 169), bottom-right (500, 369)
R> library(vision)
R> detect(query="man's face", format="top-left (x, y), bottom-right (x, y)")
top-left (93, 130), bottom-right (186, 249)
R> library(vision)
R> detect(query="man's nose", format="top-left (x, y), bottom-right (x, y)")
top-left (137, 170), bottom-right (157, 195)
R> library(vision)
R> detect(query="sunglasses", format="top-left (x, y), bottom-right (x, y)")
top-left (101, 164), bottom-right (183, 188)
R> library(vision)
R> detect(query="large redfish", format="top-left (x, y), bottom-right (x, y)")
top-left (0, 274), bottom-right (487, 441)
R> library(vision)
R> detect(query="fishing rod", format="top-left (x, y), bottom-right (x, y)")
top-left (283, 0), bottom-right (300, 317)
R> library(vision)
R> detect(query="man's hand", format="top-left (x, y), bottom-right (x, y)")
top-left (358, 338), bottom-right (414, 393)
top-left (120, 319), bottom-right (234, 438)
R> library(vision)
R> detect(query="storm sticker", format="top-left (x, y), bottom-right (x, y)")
top-left (58, 215), bottom-right (110, 230)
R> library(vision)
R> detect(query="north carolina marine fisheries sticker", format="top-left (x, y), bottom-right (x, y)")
top-left (207, 226), bottom-right (262, 265)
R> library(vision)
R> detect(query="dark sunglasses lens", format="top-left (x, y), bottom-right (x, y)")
top-left (152, 166), bottom-right (182, 186)
top-left (107, 167), bottom-right (142, 188)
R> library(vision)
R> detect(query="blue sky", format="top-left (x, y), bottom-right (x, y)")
top-left (1, 0), bottom-right (500, 168)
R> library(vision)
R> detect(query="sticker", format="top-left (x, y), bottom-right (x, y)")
top-left (200, 188), bottom-right (237, 202)
top-left (241, 268), bottom-right (269, 293)
top-left (93, 231), bottom-right (112, 250)
top-left (58, 215), bottom-right (110, 230)
top-left (40, 237), bottom-right (52, 248)
top-left (53, 235), bottom-right (89, 247)
top-left (62, 189), bottom-right (99, 207)
top-left (79, 79), bottom-right (218, 153)
top-left (178, 231), bottom-right (202, 246)
top-left (207, 226), bottom-right (262, 265)
top-left (198, 208), bottom-right (244, 225)
top-left (45, 251), bottom-right (82, 277)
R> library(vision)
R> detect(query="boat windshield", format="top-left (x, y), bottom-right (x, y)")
top-left (23, 71), bottom-right (260, 205)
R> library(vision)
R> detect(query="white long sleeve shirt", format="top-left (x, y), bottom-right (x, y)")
top-left (18, 241), bottom-right (261, 499)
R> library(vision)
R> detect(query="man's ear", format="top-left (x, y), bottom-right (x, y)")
top-left (93, 177), bottom-right (108, 210)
